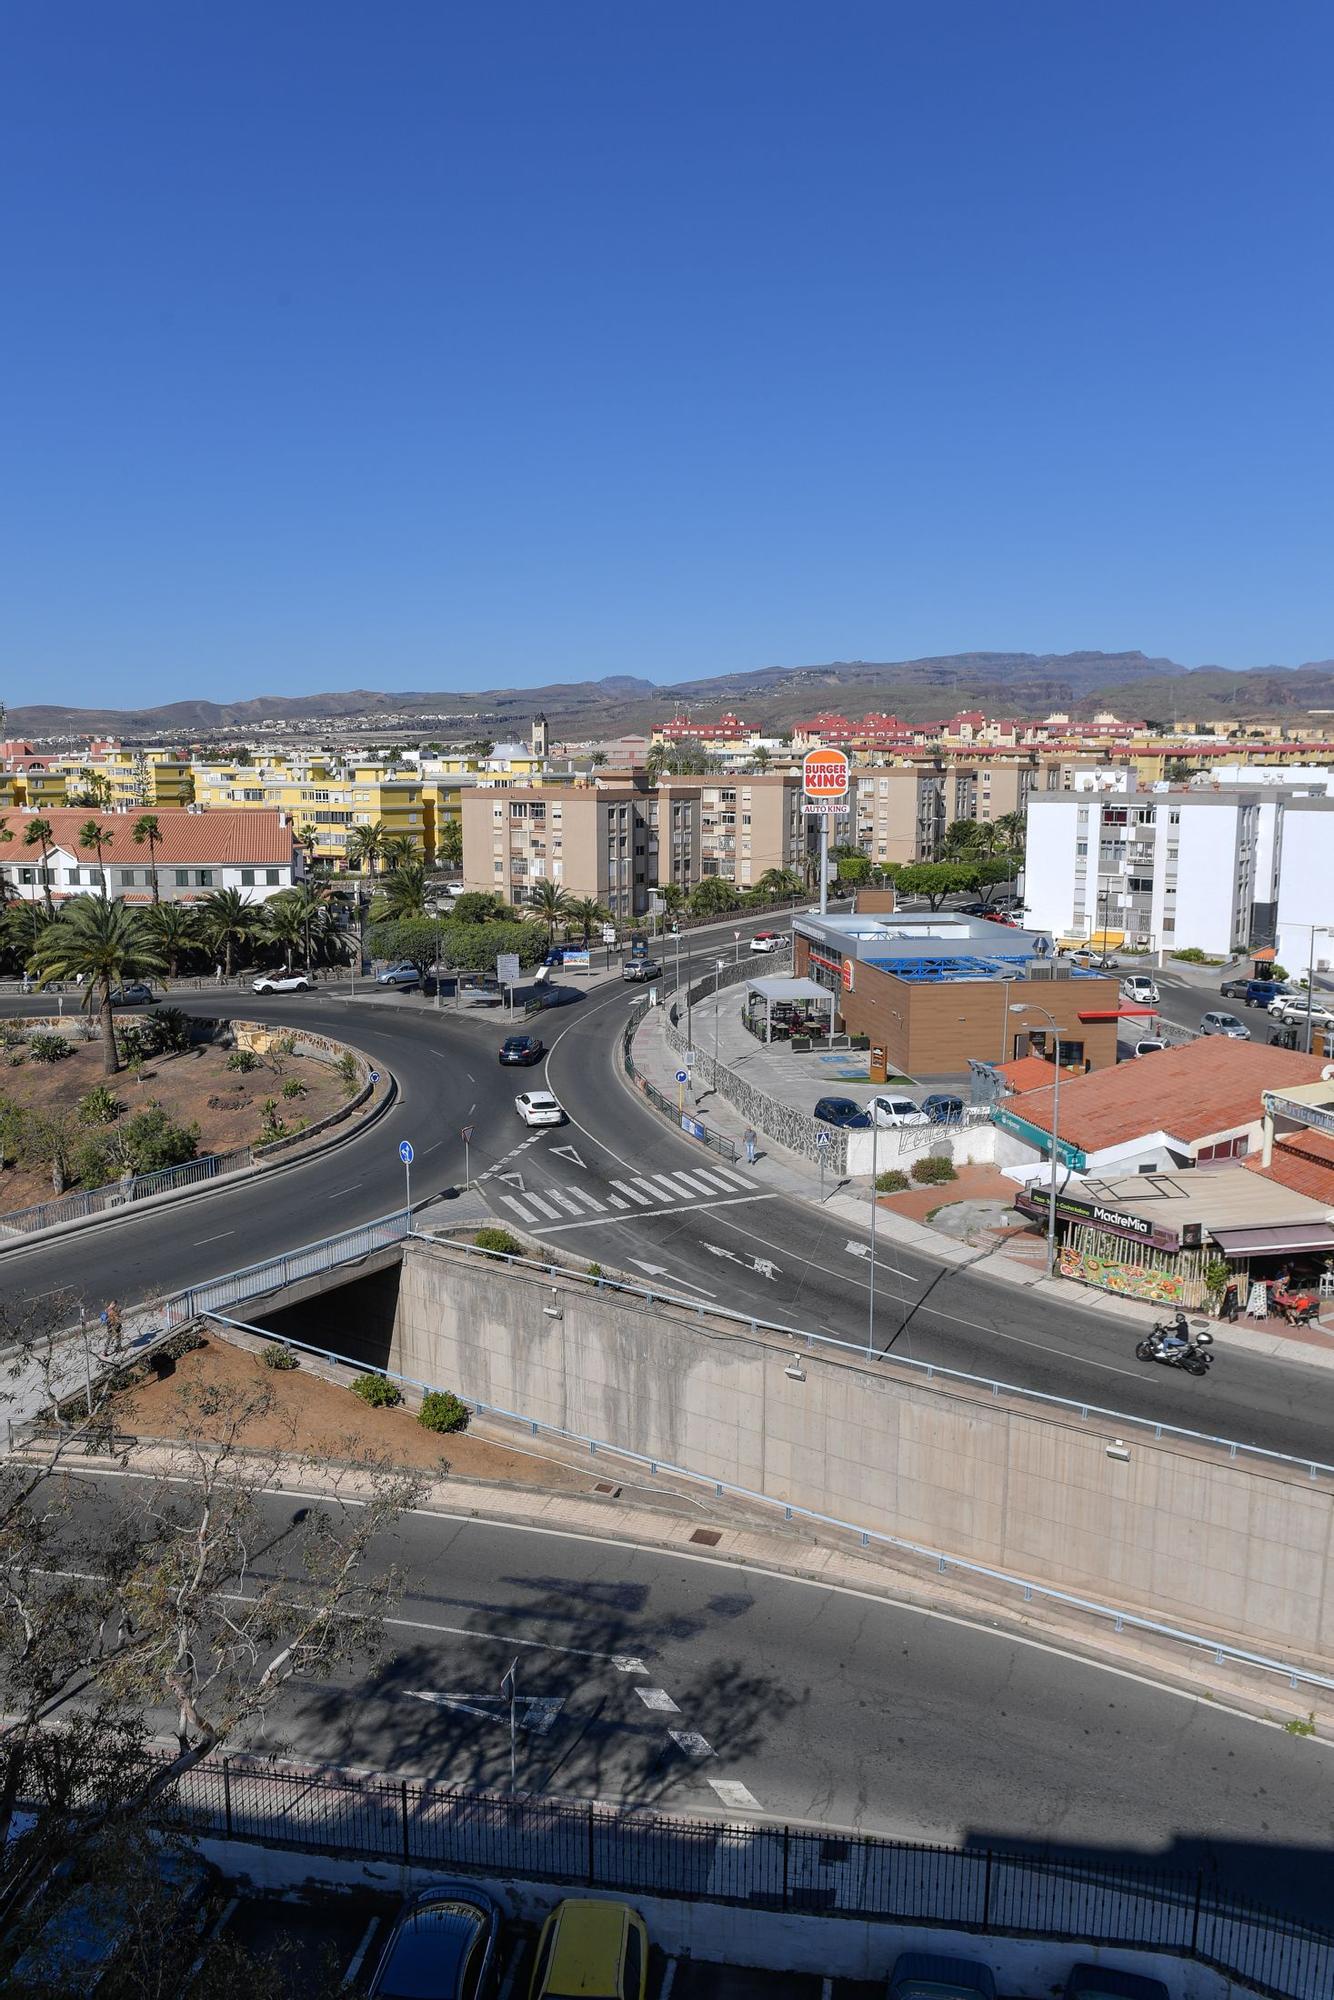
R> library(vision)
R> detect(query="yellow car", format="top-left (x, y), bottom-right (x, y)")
top-left (529, 1898), bottom-right (648, 2000)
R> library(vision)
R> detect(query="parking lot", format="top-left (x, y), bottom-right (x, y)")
top-left (202, 1885), bottom-right (890, 1997)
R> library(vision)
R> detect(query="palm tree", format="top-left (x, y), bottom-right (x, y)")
top-left (758, 867), bottom-right (803, 901)
top-left (146, 901), bottom-right (196, 978)
top-left (199, 886), bottom-right (256, 977)
top-left (263, 893), bottom-right (307, 973)
top-left (371, 860), bottom-right (429, 922)
top-left (275, 883), bottom-right (332, 968)
top-left (566, 896), bottom-right (610, 945)
top-left (528, 879), bottom-right (572, 945)
top-left (345, 819), bottom-right (389, 880)
top-left (78, 819), bottom-right (112, 900)
top-left (654, 881), bottom-right (686, 917)
top-left (381, 833), bottom-right (417, 872)
top-left (23, 817), bottom-right (56, 917)
top-left (28, 897), bottom-right (166, 1076)
top-left (4, 899), bottom-right (52, 969)
top-left (131, 813), bottom-right (163, 904)
top-left (752, 746), bottom-right (772, 773)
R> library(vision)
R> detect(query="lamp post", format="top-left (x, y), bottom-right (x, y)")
top-left (1010, 1002), bottom-right (1063, 1273)
top-left (713, 957), bottom-right (725, 1079)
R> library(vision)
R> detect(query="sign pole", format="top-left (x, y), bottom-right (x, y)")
top-left (462, 1124), bottom-right (473, 1192)
top-left (503, 1657), bottom-right (519, 1793)
top-left (399, 1138), bottom-right (415, 1223)
top-left (819, 815), bottom-right (829, 916)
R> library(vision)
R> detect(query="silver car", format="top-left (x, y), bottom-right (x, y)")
top-left (1200, 1011), bottom-right (1250, 1040)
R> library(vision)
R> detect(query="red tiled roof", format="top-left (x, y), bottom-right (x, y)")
top-left (13, 808), bottom-right (294, 866)
top-left (1006, 1040), bottom-right (1333, 1153)
top-left (1247, 1129), bottom-right (1334, 1204)
top-left (997, 1055), bottom-right (1064, 1094)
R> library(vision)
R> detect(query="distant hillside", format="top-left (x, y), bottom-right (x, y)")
top-left (9, 651), bottom-right (1334, 742)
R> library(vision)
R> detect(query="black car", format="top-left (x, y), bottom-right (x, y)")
top-left (368, 1882), bottom-right (501, 2000)
top-left (499, 1034), bottom-right (545, 1065)
top-left (109, 982), bottom-right (155, 1005)
top-left (921, 1093), bottom-right (964, 1124)
top-left (621, 960), bottom-right (662, 983)
top-left (813, 1096), bottom-right (872, 1129)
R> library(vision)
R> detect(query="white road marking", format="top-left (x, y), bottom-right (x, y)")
top-left (635, 1686), bottom-right (680, 1712)
top-left (611, 1179), bottom-right (652, 1205)
top-left (341, 1917), bottom-right (380, 1988)
top-left (499, 1196), bottom-right (536, 1224)
top-left (613, 1655), bottom-right (649, 1674)
top-left (701, 1164), bottom-right (754, 1190)
top-left (405, 1689), bottom-right (564, 1735)
top-left (607, 1195), bottom-right (628, 1209)
top-left (709, 1779), bottom-right (763, 1811)
top-left (548, 1190), bottom-right (585, 1215)
top-left (527, 1191), bottom-right (777, 1234)
top-left (642, 1175), bottom-right (691, 1201)
top-left (496, 1943), bottom-right (525, 2000)
top-left (193, 1231), bottom-right (235, 1245)
top-left (659, 1962), bottom-right (679, 2000)
top-left (560, 1186), bottom-right (606, 1213)
top-left (688, 1167), bottom-right (738, 1192)
top-left (329, 1183), bottom-right (363, 1197)
top-left (497, 1171), bottom-right (526, 1190)
top-left (821, 1980), bottom-right (833, 2000)
top-left (521, 1190), bottom-right (562, 1220)
top-left (660, 1170), bottom-right (719, 1196)
top-left (549, 1143), bottom-right (587, 1168)
top-left (668, 1729), bottom-right (715, 1758)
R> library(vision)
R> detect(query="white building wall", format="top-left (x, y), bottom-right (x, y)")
top-left (1275, 804), bottom-right (1334, 977)
top-left (1166, 801), bottom-right (1249, 955)
top-left (1020, 797), bottom-right (1082, 936)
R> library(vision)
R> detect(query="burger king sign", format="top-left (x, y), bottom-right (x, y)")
top-left (802, 747), bottom-right (851, 815)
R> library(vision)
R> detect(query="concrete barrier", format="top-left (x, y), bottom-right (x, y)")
top-left (390, 1238), bottom-right (1334, 1662)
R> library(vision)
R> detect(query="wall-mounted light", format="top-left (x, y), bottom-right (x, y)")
top-left (542, 1287), bottom-right (564, 1322)
top-left (784, 1354), bottom-right (806, 1382)
top-left (1105, 1439), bottom-right (1131, 1462)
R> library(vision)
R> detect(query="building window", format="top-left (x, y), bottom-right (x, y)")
top-left (266, 868), bottom-right (279, 885)
top-left (241, 869), bottom-right (255, 886)
top-left (197, 869), bottom-right (214, 887)
top-left (175, 870), bottom-right (189, 887)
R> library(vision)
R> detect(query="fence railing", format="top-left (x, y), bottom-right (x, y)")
top-left (165, 1211), bottom-right (411, 1324)
top-left (124, 1754), bottom-right (1331, 1998)
top-left (0, 1148), bottom-right (253, 1239)
top-left (621, 1001), bottom-right (739, 1163)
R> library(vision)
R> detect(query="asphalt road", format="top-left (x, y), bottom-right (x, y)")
top-left (4, 925), bottom-right (1334, 1463)
top-left (62, 1470), bottom-right (1334, 1924)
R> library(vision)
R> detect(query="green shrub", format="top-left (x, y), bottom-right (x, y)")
top-left (1270, 963), bottom-right (1289, 982)
top-left (910, 1155), bottom-right (958, 1185)
top-left (262, 1342), bottom-right (299, 1370)
top-left (875, 1169), bottom-right (910, 1193)
top-left (28, 1032), bottom-right (71, 1064)
top-left (587, 1262), bottom-right (604, 1278)
top-left (418, 1389), bottom-right (469, 1434)
top-left (352, 1372), bottom-right (402, 1408)
top-left (145, 1006), bottom-right (191, 1055)
top-left (70, 1136), bottom-right (116, 1188)
top-left (474, 1226), bottom-right (523, 1257)
top-left (117, 1105), bottom-right (199, 1173)
top-left (335, 1049), bottom-right (358, 1092)
top-left (159, 1327), bottom-right (207, 1361)
top-left (281, 1077), bottom-right (306, 1100)
top-left (78, 1086), bottom-right (124, 1126)
top-left (226, 1048), bottom-right (261, 1072)
top-left (258, 1098), bottom-right (286, 1141)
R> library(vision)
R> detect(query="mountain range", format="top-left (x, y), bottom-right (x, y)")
top-left (8, 650), bottom-right (1334, 742)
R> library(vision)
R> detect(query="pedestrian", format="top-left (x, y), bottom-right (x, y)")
top-left (1220, 1276), bottom-right (1240, 1323)
top-left (744, 1125), bottom-right (758, 1166)
top-left (215, 962), bottom-right (224, 985)
top-left (101, 1299), bottom-right (123, 1340)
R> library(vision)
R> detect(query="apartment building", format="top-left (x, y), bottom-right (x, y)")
top-left (192, 756), bottom-right (426, 868)
top-left (1274, 800), bottom-right (1334, 980)
top-left (0, 808), bottom-right (299, 906)
top-left (852, 769), bottom-right (944, 865)
top-left (695, 773), bottom-right (805, 886)
top-left (462, 786), bottom-right (651, 921)
top-left (1024, 789), bottom-right (1264, 955)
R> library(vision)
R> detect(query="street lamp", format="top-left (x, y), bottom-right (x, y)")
top-left (712, 957), bottom-right (726, 1078)
top-left (1009, 1002), bottom-right (1063, 1273)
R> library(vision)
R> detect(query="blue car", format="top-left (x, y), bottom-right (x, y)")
top-left (889, 1951), bottom-right (996, 2000)
top-left (368, 1882), bottom-right (501, 1999)
top-left (813, 1096), bottom-right (872, 1129)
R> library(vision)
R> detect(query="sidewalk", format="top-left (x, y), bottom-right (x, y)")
top-left (626, 989), bottom-right (1334, 1375)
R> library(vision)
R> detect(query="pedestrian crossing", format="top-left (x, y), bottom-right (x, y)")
top-left (495, 1159), bottom-right (765, 1231)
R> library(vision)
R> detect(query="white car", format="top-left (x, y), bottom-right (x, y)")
top-left (1133, 1038), bottom-right (1166, 1057)
top-left (868, 1094), bottom-right (930, 1128)
top-left (252, 972), bottom-right (310, 994)
top-left (515, 1089), bottom-right (564, 1127)
top-left (1121, 975), bottom-right (1159, 1005)
top-left (1269, 996), bottom-right (1334, 1028)
top-left (749, 931), bottom-right (783, 953)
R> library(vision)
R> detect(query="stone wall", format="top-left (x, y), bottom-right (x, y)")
top-left (392, 1238), bottom-right (1334, 1660)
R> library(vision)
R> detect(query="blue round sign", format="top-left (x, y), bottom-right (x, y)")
top-left (399, 1140), bottom-right (415, 1165)
top-left (675, 1069), bottom-right (689, 1084)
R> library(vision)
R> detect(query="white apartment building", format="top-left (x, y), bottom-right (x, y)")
top-left (1275, 800), bottom-right (1334, 979)
top-left (1024, 789), bottom-right (1262, 955)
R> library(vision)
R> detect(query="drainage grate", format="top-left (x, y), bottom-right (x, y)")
top-left (592, 1481), bottom-right (622, 1497)
top-left (689, 1528), bottom-right (722, 1547)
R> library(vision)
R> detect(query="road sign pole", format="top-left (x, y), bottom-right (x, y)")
top-left (404, 1158), bottom-right (411, 1219)
top-left (462, 1123), bottom-right (474, 1192)
top-left (819, 815), bottom-right (829, 916)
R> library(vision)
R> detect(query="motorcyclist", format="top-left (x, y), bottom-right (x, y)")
top-left (1156, 1311), bottom-right (1190, 1357)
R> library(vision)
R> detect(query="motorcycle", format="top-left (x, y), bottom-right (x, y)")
top-left (1135, 1315), bottom-right (1215, 1375)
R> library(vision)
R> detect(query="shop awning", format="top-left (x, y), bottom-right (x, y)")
top-left (1211, 1223), bottom-right (1334, 1256)
top-left (1076, 1005), bottom-right (1158, 1023)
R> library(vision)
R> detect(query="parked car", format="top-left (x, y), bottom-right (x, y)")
top-left (368, 1882), bottom-right (501, 2000)
top-left (1133, 1038), bottom-right (1166, 1057)
top-left (921, 1092), bottom-right (964, 1124)
top-left (1121, 974), bottom-right (1159, 1005)
top-left (1062, 1964), bottom-right (1168, 2000)
top-left (499, 1034), bottom-right (545, 1066)
top-left (377, 962), bottom-right (421, 988)
top-left (109, 982), bottom-right (155, 1005)
top-left (1200, 1010), bottom-right (1250, 1039)
top-left (1071, 949), bottom-right (1118, 970)
top-left (749, 930), bottom-right (783, 953)
top-left (621, 960), bottom-right (662, 983)
top-left (515, 1089), bottom-right (564, 1127)
top-left (1269, 996), bottom-right (1334, 1028)
top-left (888, 1951), bottom-right (997, 2000)
top-left (252, 972), bottom-right (310, 994)
top-left (813, 1096), bottom-right (872, 1129)
top-left (530, 1898), bottom-right (648, 2000)
top-left (1218, 975), bottom-right (1251, 999)
top-left (1243, 978), bottom-right (1291, 1006)
top-left (868, 1094), bottom-right (930, 1128)
top-left (10, 1844), bottom-right (215, 1996)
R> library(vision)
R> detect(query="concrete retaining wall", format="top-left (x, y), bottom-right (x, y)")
top-left (391, 1240), bottom-right (1334, 1660)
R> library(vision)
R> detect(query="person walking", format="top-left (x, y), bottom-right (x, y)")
top-left (744, 1125), bottom-right (758, 1166)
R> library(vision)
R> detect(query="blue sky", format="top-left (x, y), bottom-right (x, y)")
top-left (3, 2), bottom-right (1331, 706)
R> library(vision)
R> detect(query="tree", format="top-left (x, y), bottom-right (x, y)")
top-left (262, 892), bottom-right (307, 972)
top-left (752, 746), bottom-right (772, 773)
top-left (893, 862), bottom-right (976, 910)
top-left (131, 814), bottom-right (163, 905)
top-left (345, 819), bottom-right (389, 879)
top-left (451, 890), bottom-right (506, 924)
top-left (22, 817), bottom-right (56, 918)
top-left (566, 897), bottom-right (610, 944)
top-left (647, 740), bottom-right (714, 785)
top-left (78, 818), bottom-right (113, 900)
top-left (528, 878), bottom-right (572, 944)
top-left (381, 833), bottom-right (418, 872)
top-left (942, 819), bottom-right (988, 861)
top-left (27, 897), bottom-right (166, 1075)
top-left (836, 854), bottom-right (872, 886)
top-left (589, 750), bottom-right (608, 768)
top-left (993, 811), bottom-right (1025, 863)
top-left (199, 887), bottom-right (255, 977)
top-left (370, 859), bottom-right (429, 923)
top-left (689, 876), bottom-right (741, 917)
top-left (366, 917), bottom-right (441, 979)
top-left (436, 819), bottom-right (463, 870)
top-left (654, 881), bottom-right (686, 915)
top-left (73, 767), bottom-right (113, 809)
top-left (274, 883), bottom-right (335, 969)
top-left (963, 857), bottom-right (1014, 905)
top-left (757, 867), bottom-right (803, 900)
top-left (146, 902), bottom-right (197, 978)
top-left (461, 738), bottom-right (494, 760)
top-left (439, 917), bottom-right (545, 974)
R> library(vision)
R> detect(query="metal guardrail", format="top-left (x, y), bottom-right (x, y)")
top-left (124, 1753), bottom-right (1329, 1997)
top-left (0, 1148), bottom-right (252, 1239)
top-left (165, 1211), bottom-right (411, 1324)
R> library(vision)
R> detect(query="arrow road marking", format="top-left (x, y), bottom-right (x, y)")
top-left (845, 1239), bottom-right (917, 1279)
top-left (549, 1143), bottom-right (587, 1169)
top-left (845, 1240), bottom-right (872, 1259)
top-left (628, 1260), bottom-right (716, 1297)
top-left (404, 1691), bottom-right (564, 1736)
top-left (701, 1243), bottom-right (780, 1281)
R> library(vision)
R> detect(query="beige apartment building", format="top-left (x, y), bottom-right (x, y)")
top-left (851, 760), bottom-right (1036, 865)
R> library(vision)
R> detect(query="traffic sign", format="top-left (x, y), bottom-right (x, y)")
top-left (815, 1129), bottom-right (832, 1151)
top-left (462, 1124), bottom-right (474, 1143)
top-left (399, 1140), bottom-right (415, 1165)
top-left (369, 1069), bottom-right (380, 1084)
top-left (675, 1069), bottom-right (689, 1084)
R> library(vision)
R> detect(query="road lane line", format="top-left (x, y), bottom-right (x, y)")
top-left (611, 1179), bottom-right (652, 1205)
top-left (341, 1918), bottom-right (380, 1988)
top-left (669, 1729), bottom-right (715, 1759)
top-left (607, 1195), bottom-right (628, 1209)
top-left (528, 1191), bottom-right (777, 1234)
top-left (329, 1183), bottom-right (364, 1197)
top-left (499, 1196), bottom-right (537, 1224)
top-left (560, 1187), bottom-right (606, 1212)
top-left (709, 1779), bottom-right (762, 1811)
top-left (193, 1231), bottom-right (235, 1245)
top-left (635, 1687), bottom-right (680, 1712)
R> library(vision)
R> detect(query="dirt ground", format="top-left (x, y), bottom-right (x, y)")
top-left (875, 1159), bottom-right (1018, 1223)
top-left (111, 1332), bottom-right (591, 1489)
top-left (0, 1037), bottom-right (351, 1213)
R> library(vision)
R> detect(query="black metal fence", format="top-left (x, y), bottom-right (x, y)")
top-left (145, 1757), bottom-right (1330, 1999)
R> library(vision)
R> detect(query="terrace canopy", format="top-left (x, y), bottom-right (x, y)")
top-left (743, 974), bottom-right (838, 1044)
